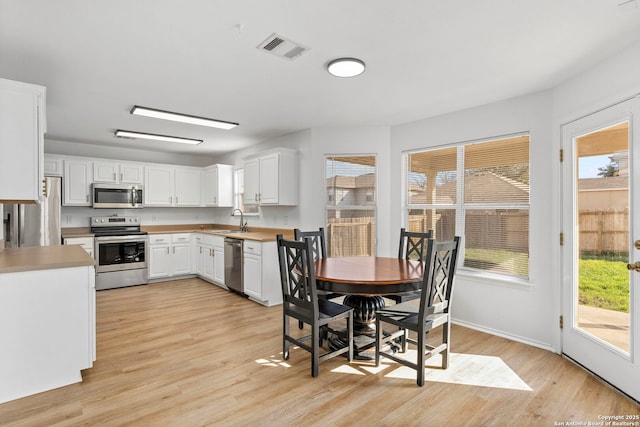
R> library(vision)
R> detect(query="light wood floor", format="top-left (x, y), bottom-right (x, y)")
top-left (1, 278), bottom-right (637, 426)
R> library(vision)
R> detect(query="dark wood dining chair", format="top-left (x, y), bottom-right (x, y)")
top-left (276, 234), bottom-right (354, 377)
top-left (375, 236), bottom-right (460, 386)
top-left (294, 228), bottom-right (340, 324)
top-left (387, 228), bottom-right (434, 304)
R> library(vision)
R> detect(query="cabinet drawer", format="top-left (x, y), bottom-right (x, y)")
top-left (243, 241), bottom-right (262, 255)
top-left (171, 233), bottom-right (191, 244)
top-left (63, 237), bottom-right (94, 250)
top-left (149, 234), bottom-right (171, 245)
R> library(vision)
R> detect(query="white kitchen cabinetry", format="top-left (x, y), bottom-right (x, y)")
top-left (193, 233), bottom-right (225, 287)
top-left (43, 155), bottom-right (63, 177)
top-left (174, 168), bottom-right (201, 206)
top-left (93, 161), bottom-right (143, 184)
top-left (243, 149), bottom-right (297, 206)
top-left (148, 233), bottom-right (192, 279)
top-left (63, 159), bottom-right (92, 206)
top-left (64, 237), bottom-right (95, 258)
top-left (203, 164), bottom-right (233, 207)
top-left (243, 241), bottom-right (282, 306)
top-left (144, 166), bottom-right (201, 207)
top-left (0, 264), bottom-right (95, 404)
top-left (212, 236), bottom-right (225, 285)
top-left (0, 78), bottom-right (46, 203)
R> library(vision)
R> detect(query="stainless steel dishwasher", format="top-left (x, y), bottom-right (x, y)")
top-left (224, 238), bottom-right (243, 294)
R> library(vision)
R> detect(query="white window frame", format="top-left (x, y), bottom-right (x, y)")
top-left (403, 133), bottom-right (530, 284)
top-left (233, 168), bottom-right (260, 217)
top-left (325, 154), bottom-right (378, 257)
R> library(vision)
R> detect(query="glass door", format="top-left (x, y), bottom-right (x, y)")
top-left (561, 97), bottom-right (639, 401)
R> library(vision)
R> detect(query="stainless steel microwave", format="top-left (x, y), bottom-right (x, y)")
top-left (92, 183), bottom-right (144, 209)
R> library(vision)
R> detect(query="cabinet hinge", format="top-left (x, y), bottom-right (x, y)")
top-left (559, 315), bottom-right (564, 329)
top-left (560, 232), bottom-right (564, 246)
top-left (560, 149), bottom-right (564, 162)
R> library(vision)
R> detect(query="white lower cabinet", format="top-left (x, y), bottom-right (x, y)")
top-left (193, 233), bottom-right (225, 287)
top-left (148, 233), bottom-right (192, 279)
top-left (243, 241), bottom-right (282, 306)
top-left (63, 237), bottom-right (94, 258)
top-left (0, 264), bottom-right (95, 404)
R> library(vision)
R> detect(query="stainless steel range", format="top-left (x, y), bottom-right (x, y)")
top-left (91, 215), bottom-right (148, 290)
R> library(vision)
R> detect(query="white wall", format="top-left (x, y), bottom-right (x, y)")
top-left (211, 126), bottom-right (393, 251)
top-left (391, 91), bottom-right (556, 350)
top-left (46, 138), bottom-right (215, 167)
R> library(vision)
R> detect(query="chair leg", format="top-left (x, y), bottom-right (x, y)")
top-left (311, 323), bottom-right (319, 377)
top-left (401, 328), bottom-right (408, 353)
top-left (347, 314), bottom-right (354, 362)
top-left (375, 317), bottom-right (381, 366)
top-left (416, 331), bottom-right (425, 387)
top-left (442, 321), bottom-right (451, 369)
top-left (283, 314), bottom-right (290, 360)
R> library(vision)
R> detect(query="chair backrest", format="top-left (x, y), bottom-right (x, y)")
top-left (418, 236), bottom-right (461, 323)
top-left (398, 228), bottom-right (434, 260)
top-left (276, 234), bottom-right (319, 316)
top-left (294, 228), bottom-right (327, 260)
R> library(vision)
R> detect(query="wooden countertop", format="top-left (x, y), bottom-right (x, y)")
top-left (62, 224), bottom-right (294, 242)
top-left (0, 245), bottom-right (95, 274)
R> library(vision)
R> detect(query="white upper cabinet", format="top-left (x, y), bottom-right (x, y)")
top-left (144, 165), bottom-right (201, 207)
top-left (203, 164), bottom-right (233, 207)
top-left (244, 148), bottom-right (298, 206)
top-left (93, 161), bottom-right (143, 184)
top-left (43, 155), bottom-right (63, 177)
top-left (144, 166), bottom-right (174, 206)
top-left (0, 78), bottom-right (46, 203)
top-left (174, 168), bottom-right (201, 206)
top-left (63, 159), bottom-right (92, 206)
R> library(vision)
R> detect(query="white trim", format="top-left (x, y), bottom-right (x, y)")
top-left (452, 318), bottom-right (557, 353)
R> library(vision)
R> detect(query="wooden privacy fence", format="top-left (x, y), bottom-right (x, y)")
top-left (579, 209), bottom-right (628, 255)
top-left (409, 210), bottom-right (529, 251)
top-left (327, 218), bottom-right (374, 257)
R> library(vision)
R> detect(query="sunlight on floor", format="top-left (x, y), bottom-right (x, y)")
top-left (376, 352), bottom-right (532, 391)
top-left (256, 349), bottom-right (532, 391)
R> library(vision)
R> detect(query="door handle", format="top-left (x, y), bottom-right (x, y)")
top-left (626, 261), bottom-right (640, 271)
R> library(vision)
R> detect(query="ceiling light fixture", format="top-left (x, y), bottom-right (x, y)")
top-left (130, 106), bottom-right (238, 130)
top-left (114, 130), bottom-right (203, 145)
top-left (327, 57), bottom-right (366, 77)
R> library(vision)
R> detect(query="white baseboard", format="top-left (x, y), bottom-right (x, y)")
top-left (452, 318), bottom-right (558, 354)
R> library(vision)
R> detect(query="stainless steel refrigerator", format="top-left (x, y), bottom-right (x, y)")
top-left (2, 176), bottom-right (62, 247)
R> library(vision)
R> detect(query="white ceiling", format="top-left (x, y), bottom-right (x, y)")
top-left (2, 0), bottom-right (640, 156)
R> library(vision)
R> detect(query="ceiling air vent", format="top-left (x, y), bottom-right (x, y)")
top-left (257, 33), bottom-right (309, 61)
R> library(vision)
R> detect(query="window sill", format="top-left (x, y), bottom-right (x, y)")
top-left (456, 268), bottom-right (533, 290)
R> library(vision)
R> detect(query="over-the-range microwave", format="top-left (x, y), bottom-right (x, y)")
top-left (92, 183), bottom-right (144, 209)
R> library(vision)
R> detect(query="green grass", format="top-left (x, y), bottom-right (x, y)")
top-left (579, 258), bottom-right (629, 313)
top-left (464, 249), bottom-right (629, 313)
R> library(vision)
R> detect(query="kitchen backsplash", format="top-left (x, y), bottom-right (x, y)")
top-left (61, 205), bottom-right (299, 229)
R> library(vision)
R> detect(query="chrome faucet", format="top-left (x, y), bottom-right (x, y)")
top-left (233, 209), bottom-right (247, 232)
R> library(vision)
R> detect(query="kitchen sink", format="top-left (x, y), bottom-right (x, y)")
top-left (213, 230), bottom-right (246, 234)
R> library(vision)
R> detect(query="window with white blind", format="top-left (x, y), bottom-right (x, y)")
top-left (326, 155), bottom-right (377, 257)
top-left (233, 169), bottom-right (259, 215)
top-left (405, 134), bottom-right (530, 278)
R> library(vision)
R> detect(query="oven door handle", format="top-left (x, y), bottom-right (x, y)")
top-left (95, 235), bottom-right (147, 243)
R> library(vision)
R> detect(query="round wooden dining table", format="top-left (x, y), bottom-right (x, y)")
top-left (314, 256), bottom-right (424, 358)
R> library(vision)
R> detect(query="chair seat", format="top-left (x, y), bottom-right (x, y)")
top-left (386, 290), bottom-right (421, 303)
top-left (318, 298), bottom-right (353, 319)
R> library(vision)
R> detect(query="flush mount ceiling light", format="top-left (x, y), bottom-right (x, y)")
top-left (114, 130), bottom-right (203, 145)
top-left (130, 106), bottom-right (238, 130)
top-left (327, 57), bottom-right (366, 77)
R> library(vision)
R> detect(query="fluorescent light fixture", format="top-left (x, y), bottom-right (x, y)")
top-left (114, 130), bottom-right (203, 145)
top-left (130, 105), bottom-right (238, 130)
top-left (327, 58), bottom-right (366, 77)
